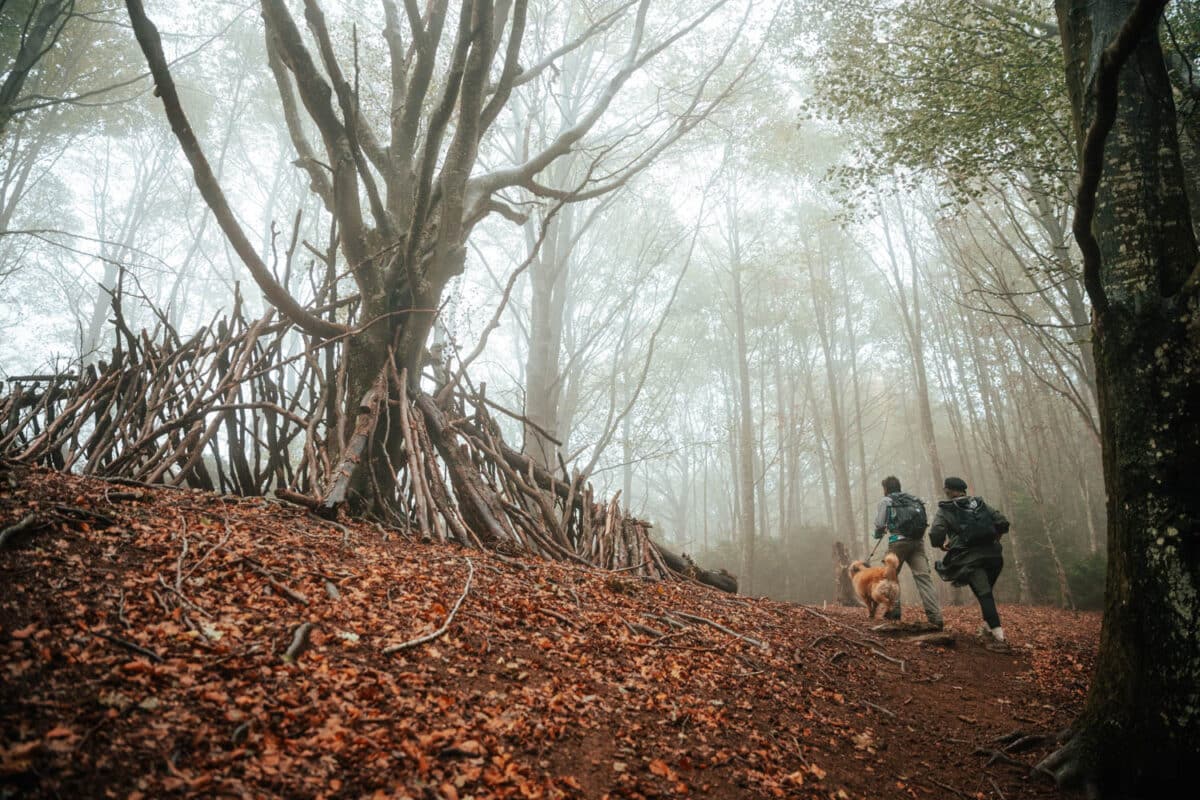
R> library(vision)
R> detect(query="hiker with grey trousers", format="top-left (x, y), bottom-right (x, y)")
top-left (872, 476), bottom-right (944, 630)
top-left (929, 476), bottom-right (1012, 652)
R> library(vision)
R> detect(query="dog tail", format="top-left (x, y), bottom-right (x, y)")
top-left (848, 560), bottom-right (866, 576)
top-left (883, 552), bottom-right (900, 581)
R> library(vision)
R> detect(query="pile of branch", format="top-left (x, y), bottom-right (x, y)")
top-left (0, 287), bottom-right (338, 495)
top-left (0, 304), bottom-right (735, 593)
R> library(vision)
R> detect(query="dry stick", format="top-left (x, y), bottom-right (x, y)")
top-left (319, 367), bottom-right (386, 515)
top-left (94, 631), bottom-right (163, 663)
top-left (156, 575), bottom-right (214, 618)
top-left (798, 605), bottom-right (890, 647)
top-left (536, 607), bottom-right (577, 629)
top-left (925, 777), bottom-right (973, 800)
top-left (397, 373), bottom-right (432, 542)
top-left (625, 620), bottom-right (666, 638)
top-left (988, 777), bottom-right (1006, 800)
top-left (974, 747), bottom-right (1029, 769)
top-left (383, 557), bottom-right (474, 655)
top-left (243, 559), bottom-right (309, 606)
top-left (174, 520), bottom-right (188, 592)
top-left (860, 700), bottom-right (896, 718)
top-left (670, 611), bottom-right (767, 650)
top-left (411, 404), bottom-right (452, 544)
top-left (282, 622), bottom-right (315, 663)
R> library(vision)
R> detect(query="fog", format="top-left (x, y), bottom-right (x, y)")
top-left (1, 0), bottom-right (1107, 606)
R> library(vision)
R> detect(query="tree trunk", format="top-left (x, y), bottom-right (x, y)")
top-left (1041, 1), bottom-right (1200, 791)
top-left (732, 262), bottom-right (757, 595)
top-left (808, 247), bottom-right (857, 550)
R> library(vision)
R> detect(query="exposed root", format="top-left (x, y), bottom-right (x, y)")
top-left (1033, 730), bottom-right (1099, 797)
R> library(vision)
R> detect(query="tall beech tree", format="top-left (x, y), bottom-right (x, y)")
top-left (124, 0), bottom-right (743, 515)
top-left (1038, 0), bottom-right (1200, 791)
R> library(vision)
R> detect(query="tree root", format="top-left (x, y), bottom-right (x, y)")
top-left (0, 513), bottom-right (41, 549)
top-left (1033, 731), bottom-right (1099, 797)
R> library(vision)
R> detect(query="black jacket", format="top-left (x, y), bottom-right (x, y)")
top-left (930, 496), bottom-right (1009, 585)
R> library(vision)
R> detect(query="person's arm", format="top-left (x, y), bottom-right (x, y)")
top-left (990, 504), bottom-right (1010, 534)
top-left (873, 498), bottom-right (891, 538)
top-left (929, 507), bottom-right (951, 550)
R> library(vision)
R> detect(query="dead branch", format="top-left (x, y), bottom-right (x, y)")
top-left (94, 630), bottom-right (163, 663)
top-left (383, 557), bottom-right (474, 654)
top-left (670, 611), bottom-right (767, 650)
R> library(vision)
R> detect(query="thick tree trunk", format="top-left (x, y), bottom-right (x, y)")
top-left (1042, 1), bottom-right (1200, 791)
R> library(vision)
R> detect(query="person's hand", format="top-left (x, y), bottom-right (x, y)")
top-left (873, 530), bottom-right (883, 540)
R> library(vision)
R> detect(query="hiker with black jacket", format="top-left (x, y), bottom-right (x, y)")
top-left (872, 476), bottom-right (944, 630)
top-left (929, 476), bottom-right (1012, 652)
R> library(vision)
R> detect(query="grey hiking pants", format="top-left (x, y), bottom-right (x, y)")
top-left (885, 537), bottom-right (944, 624)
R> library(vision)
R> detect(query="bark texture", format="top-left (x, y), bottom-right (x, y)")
top-left (1044, 0), bottom-right (1200, 792)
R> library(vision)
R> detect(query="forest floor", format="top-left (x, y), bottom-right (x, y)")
top-left (0, 463), bottom-right (1098, 799)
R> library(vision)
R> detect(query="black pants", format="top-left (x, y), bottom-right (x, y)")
top-left (964, 561), bottom-right (1003, 629)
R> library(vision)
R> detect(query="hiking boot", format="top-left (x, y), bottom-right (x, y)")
top-left (986, 639), bottom-right (1013, 653)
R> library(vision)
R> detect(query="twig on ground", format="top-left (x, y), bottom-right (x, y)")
top-left (861, 700), bottom-right (896, 718)
top-left (94, 630), bottom-right (163, 663)
top-left (988, 776), bottom-right (1006, 800)
top-left (383, 557), bottom-right (473, 655)
top-left (174, 521), bottom-right (188, 592)
top-left (670, 611), bottom-right (767, 650)
top-left (156, 575), bottom-right (213, 618)
top-left (974, 747), bottom-right (1029, 769)
top-left (536, 607), bottom-right (577, 628)
top-left (925, 777), bottom-right (972, 799)
top-left (625, 620), bottom-right (666, 638)
top-left (52, 504), bottom-right (115, 527)
top-left (870, 647), bottom-right (906, 671)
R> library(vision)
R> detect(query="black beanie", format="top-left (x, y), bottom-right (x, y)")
top-left (944, 476), bottom-right (968, 492)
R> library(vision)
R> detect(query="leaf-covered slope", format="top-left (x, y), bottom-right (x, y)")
top-left (1, 463), bottom-right (1097, 798)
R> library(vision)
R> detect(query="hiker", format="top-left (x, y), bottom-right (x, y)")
top-left (872, 476), bottom-right (944, 631)
top-left (929, 476), bottom-right (1011, 652)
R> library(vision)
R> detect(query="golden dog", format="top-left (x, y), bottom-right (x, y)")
top-left (848, 552), bottom-right (900, 619)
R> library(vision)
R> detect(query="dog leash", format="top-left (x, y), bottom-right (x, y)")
top-left (864, 536), bottom-right (884, 565)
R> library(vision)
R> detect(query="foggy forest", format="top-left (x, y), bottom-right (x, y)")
top-left (1, 1), bottom-right (1197, 798)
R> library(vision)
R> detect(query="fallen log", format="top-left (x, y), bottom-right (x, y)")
top-left (652, 543), bottom-right (738, 593)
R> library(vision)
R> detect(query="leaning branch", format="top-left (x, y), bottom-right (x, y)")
top-left (124, 0), bottom-right (347, 341)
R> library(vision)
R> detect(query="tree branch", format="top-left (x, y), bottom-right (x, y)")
top-left (124, 0), bottom-right (346, 340)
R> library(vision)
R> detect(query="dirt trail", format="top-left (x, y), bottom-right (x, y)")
top-left (0, 464), bottom-right (1096, 798)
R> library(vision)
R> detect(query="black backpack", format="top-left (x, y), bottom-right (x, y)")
top-left (955, 498), bottom-right (999, 546)
top-left (889, 492), bottom-right (928, 538)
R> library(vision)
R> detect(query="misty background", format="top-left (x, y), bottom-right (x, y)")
top-left (0, 0), bottom-right (1107, 606)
